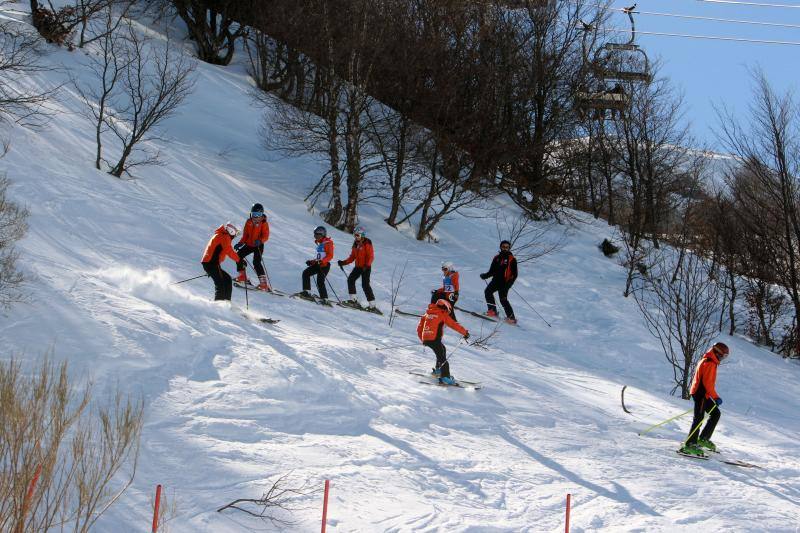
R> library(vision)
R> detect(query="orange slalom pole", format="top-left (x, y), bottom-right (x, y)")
top-left (321, 479), bottom-right (330, 533)
top-left (151, 484), bottom-right (162, 533)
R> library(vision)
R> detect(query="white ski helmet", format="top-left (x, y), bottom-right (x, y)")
top-left (441, 261), bottom-right (454, 272)
top-left (225, 222), bottom-right (239, 237)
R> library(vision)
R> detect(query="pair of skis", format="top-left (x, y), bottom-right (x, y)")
top-left (675, 448), bottom-right (762, 469)
top-left (408, 370), bottom-right (482, 390)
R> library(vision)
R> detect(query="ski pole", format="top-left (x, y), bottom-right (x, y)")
top-left (375, 342), bottom-right (420, 351)
top-left (438, 336), bottom-right (467, 369)
top-left (683, 403), bottom-right (718, 445)
top-left (637, 407), bottom-right (694, 436)
top-left (172, 274), bottom-right (207, 285)
top-left (324, 270), bottom-right (342, 303)
top-left (511, 286), bottom-right (551, 327)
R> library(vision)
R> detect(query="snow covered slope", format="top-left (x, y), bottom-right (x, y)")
top-left (2, 5), bottom-right (799, 531)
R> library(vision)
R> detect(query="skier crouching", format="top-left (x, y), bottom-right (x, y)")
top-left (200, 222), bottom-right (240, 301)
top-left (417, 299), bottom-right (469, 386)
top-left (680, 342), bottom-right (729, 457)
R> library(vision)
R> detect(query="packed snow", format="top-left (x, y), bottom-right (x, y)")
top-left (1, 4), bottom-right (799, 531)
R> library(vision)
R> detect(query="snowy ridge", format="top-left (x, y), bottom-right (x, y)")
top-left (2, 4), bottom-right (800, 530)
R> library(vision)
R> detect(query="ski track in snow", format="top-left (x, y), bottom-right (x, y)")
top-left (1, 3), bottom-right (799, 530)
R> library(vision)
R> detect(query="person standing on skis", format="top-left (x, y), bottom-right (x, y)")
top-left (337, 225), bottom-right (377, 310)
top-left (201, 222), bottom-right (240, 301)
top-left (431, 261), bottom-right (459, 318)
top-left (480, 240), bottom-right (518, 324)
top-left (234, 203), bottom-right (271, 291)
top-left (680, 342), bottom-right (729, 457)
top-left (417, 299), bottom-right (470, 386)
top-left (301, 225), bottom-right (334, 303)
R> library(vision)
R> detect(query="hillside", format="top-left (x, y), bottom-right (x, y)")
top-left (2, 5), bottom-right (800, 531)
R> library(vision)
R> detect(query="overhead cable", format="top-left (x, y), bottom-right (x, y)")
top-left (697, 0), bottom-right (800, 8)
top-left (603, 26), bottom-right (800, 45)
top-left (619, 7), bottom-right (800, 29)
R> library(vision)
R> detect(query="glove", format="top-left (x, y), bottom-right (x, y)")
top-left (306, 260), bottom-right (314, 266)
top-left (254, 239), bottom-right (262, 247)
top-left (448, 292), bottom-right (457, 302)
top-left (464, 332), bottom-right (470, 340)
top-left (233, 242), bottom-right (244, 252)
top-left (479, 273), bottom-right (489, 280)
top-left (714, 398), bottom-right (723, 407)
top-left (338, 260), bottom-right (345, 267)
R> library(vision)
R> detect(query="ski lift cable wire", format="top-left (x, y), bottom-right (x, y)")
top-left (602, 25), bottom-right (800, 45)
top-left (696, 0), bottom-right (800, 8)
top-left (616, 7), bottom-right (800, 29)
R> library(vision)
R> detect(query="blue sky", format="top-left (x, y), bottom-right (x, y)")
top-left (607, 0), bottom-right (800, 148)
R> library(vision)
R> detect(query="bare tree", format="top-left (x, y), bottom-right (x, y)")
top-left (71, 5), bottom-right (131, 171)
top-left (0, 357), bottom-right (143, 532)
top-left (216, 473), bottom-right (318, 527)
top-left (0, 10), bottom-right (54, 126)
top-left (388, 259), bottom-right (409, 328)
top-left (716, 69), bottom-right (800, 357)
top-left (74, 0), bottom-right (136, 49)
top-left (172, 0), bottom-right (244, 65)
top-left (494, 210), bottom-right (563, 264)
top-left (0, 172), bottom-right (28, 311)
top-left (632, 249), bottom-right (723, 398)
top-left (103, 23), bottom-right (196, 177)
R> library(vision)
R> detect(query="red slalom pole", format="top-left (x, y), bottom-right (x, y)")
top-left (565, 493), bottom-right (571, 533)
top-left (320, 479), bottom-right (330, 533)
top-left (151, 484), bottom-right (162, 533)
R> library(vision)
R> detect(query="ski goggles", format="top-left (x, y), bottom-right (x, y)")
top-left (251, 211), bottom-right (264, 218)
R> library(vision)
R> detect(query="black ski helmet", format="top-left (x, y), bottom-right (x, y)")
top-left (251, 203), bottom-right (264, 214)
top-left (314, 225), bottom-right (326, 237)
top-left (500, 240), bottom-right (512, 250)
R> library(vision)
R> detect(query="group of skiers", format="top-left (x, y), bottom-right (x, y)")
top-left (200, 207), bottom-right (731, 455)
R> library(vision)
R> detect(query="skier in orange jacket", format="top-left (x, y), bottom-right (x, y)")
top-left (680, 342), bottom-right (729, 456)
top-left (431, 261), bottom-right (459, 319)
top-left (338, 225), bottom-right (376, 309)
top-left (234, 203), bottom-right (270, 290)
top-left (300, 226), bottom-right (334, 302)
top-left (417, 299), bottom-right (469, 385)
top-left (201, 222), bottom-right (240, 301)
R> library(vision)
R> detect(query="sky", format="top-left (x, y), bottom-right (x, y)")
top-left (607, 0), bottom-right (800, 148)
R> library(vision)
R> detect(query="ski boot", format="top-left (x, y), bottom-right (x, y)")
top-left (697, 438), bottom-right (717, 453)
top-left (431, 367), bottom-right (442, 377)
top-left (439, 376), bottom-right (457, 386)
top-left (678, 443), bottom-right (706, 458)
top-left (486, 309), bottom-right (498, 318)
top-left (235, 271), bottom-right (249, 284)
top-left (504, 317), bottom-right (518, 325)
top-left (257, 275), bottom-right (270, 291)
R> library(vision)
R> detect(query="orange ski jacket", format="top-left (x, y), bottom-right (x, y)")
top-left (341, 238), bottom-right (374, 268)
top-left (417, 303), bottom-right (468, 342)
top-left (238, 218), bottom-right (270, 248)
top-left (201, 225), bottom-right (240, 265)
top-left (311, 236), bottom-right (334, 267)
top-left (690, 349), bottom-right (721, 400)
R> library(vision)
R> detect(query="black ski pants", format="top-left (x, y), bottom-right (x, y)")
top-left (686, 395), bottom-right (721, 446)
top-left (347, 266), bottom-right (375, 301)
top-left (423, 338), bottom-right (450, 378)
top-left (485, 278), bottom-right (514, 318)
top-left (236, 244), bottom-right (265, 276)
top-left (302, 263), bottom-right (331, 299)
top-left (202, 261), bottom-right (232, 301)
